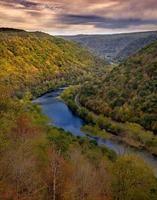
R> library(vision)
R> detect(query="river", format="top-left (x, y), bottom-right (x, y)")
top-left (33, 87), bottom-right (157, 175)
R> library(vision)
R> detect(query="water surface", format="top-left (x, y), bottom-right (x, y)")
top-left (33, 88), bottom-right (157, 175)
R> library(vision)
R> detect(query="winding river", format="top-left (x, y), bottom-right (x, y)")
top-left (33, 87), bottom-right (157, 175)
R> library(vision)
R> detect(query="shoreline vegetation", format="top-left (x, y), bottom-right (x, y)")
top-left (61, 86), bottom-right (157, 156)
top-left (0, 28), bottom-right (157, 199)
top-left (3, 86), bottom-right (157, 200)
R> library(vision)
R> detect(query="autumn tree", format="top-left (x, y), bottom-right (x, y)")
top-left (111, 155), bottom-right (157, 200)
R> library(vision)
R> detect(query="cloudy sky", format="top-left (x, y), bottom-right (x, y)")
top-left (0, 0), bottom-right (157, 35)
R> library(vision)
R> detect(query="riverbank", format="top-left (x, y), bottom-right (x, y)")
top-left (61, 86), bottom-right (157, 157)
top-left (33, 86), bottom-right (157, 176)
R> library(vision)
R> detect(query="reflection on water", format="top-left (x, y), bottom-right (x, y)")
top-left (33, 88), bottom-right (157, 175)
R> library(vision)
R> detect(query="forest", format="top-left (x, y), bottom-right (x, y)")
top-left (0, 28), bottom-right (103, 97)
top-left (61, 40), bottom-right (157, 157)
top-left (78, 41), bottom-right (157, 133)
top-left (0, 28), bottom-right (157, 200)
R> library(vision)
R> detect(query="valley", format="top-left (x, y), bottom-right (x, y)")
top-left (62, 31), bottom-right (157, 62)
top-left (0, 28), bottom-right (157, 200)
top-left (33, 87), bottom-right (157, 175)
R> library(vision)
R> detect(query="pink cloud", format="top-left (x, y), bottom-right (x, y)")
top-left (0, 0), bottom-right (157, 34)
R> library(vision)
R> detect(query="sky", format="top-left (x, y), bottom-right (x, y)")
top-left (0, 0), bottom-right (157, 35)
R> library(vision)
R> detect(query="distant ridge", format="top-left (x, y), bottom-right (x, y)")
top-left (0, 28), bottom-right (58, 39)
top-left (61, 31), bottom-right (157, 62)
top-left (0, 27), bottom-right (25, 32)
top-left (79, 39), bottom-right (157, 133)
top-left (60, 30), bottom-right (157, 37)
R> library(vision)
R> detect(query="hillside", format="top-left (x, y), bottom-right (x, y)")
top-left (79, 40), bottom-right (157, 133)
top-left (0, 28), bottom-right (103, 97)
top-left (0, 28), bottom-right (157, 200)
top-left (62, 31), bottom-right (157, 62)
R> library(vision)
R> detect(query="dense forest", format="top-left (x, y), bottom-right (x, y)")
top-left (0, 28), bottom-right (157, 200)
top-left (79, 41), bottom-right (157, 133)
top-left (61, 41), bottom-right (157, 155)
top-left (0, 28), bottom-right (103, 97)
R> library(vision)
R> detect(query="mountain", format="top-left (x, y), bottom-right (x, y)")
top-left (79, 40), bottom-right (157, 133)
top-left (0, 28), bottom-right (103, 97)
top-left (61, 31), bottom-right (157, 62)
top-left (0, 28), bottom-right (157, 200)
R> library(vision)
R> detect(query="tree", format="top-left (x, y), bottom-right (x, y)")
top-left (65, 149), bottom-right (111, 200)
top-left (44, 147), bottom-right (67, 200)
top-left (11, 113), bottom-right (40, 142)
top-left (111, 155), bottom-right (157, 200)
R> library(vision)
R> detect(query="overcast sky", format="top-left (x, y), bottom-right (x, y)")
top-left (0, 0), bottom-right (157, 35)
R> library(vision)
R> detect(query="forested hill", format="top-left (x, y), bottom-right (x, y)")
top-left (79, 40), bottom-right (157, 133)
top-left (61, 31), bottom-right (157, 62)
top-left (0, 28), bottom-right (103, 97)
top-left (1, 28), bottom-right (157, 199)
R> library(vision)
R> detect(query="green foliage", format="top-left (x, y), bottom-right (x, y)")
top-left (0, 28), bottom-right (157, 200)
top-left (62, 86), bottom-right (157, 155)
top-left (81, 125), bottom-right (111, 141)
top-left (0, 30), bottom-right (103, 98)
top-left (79, 41), bottom-right (157, 133)
top-left (111, 155), bottom-right (157, 200)
top-left (47, 127), bottom-right (74, 155)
